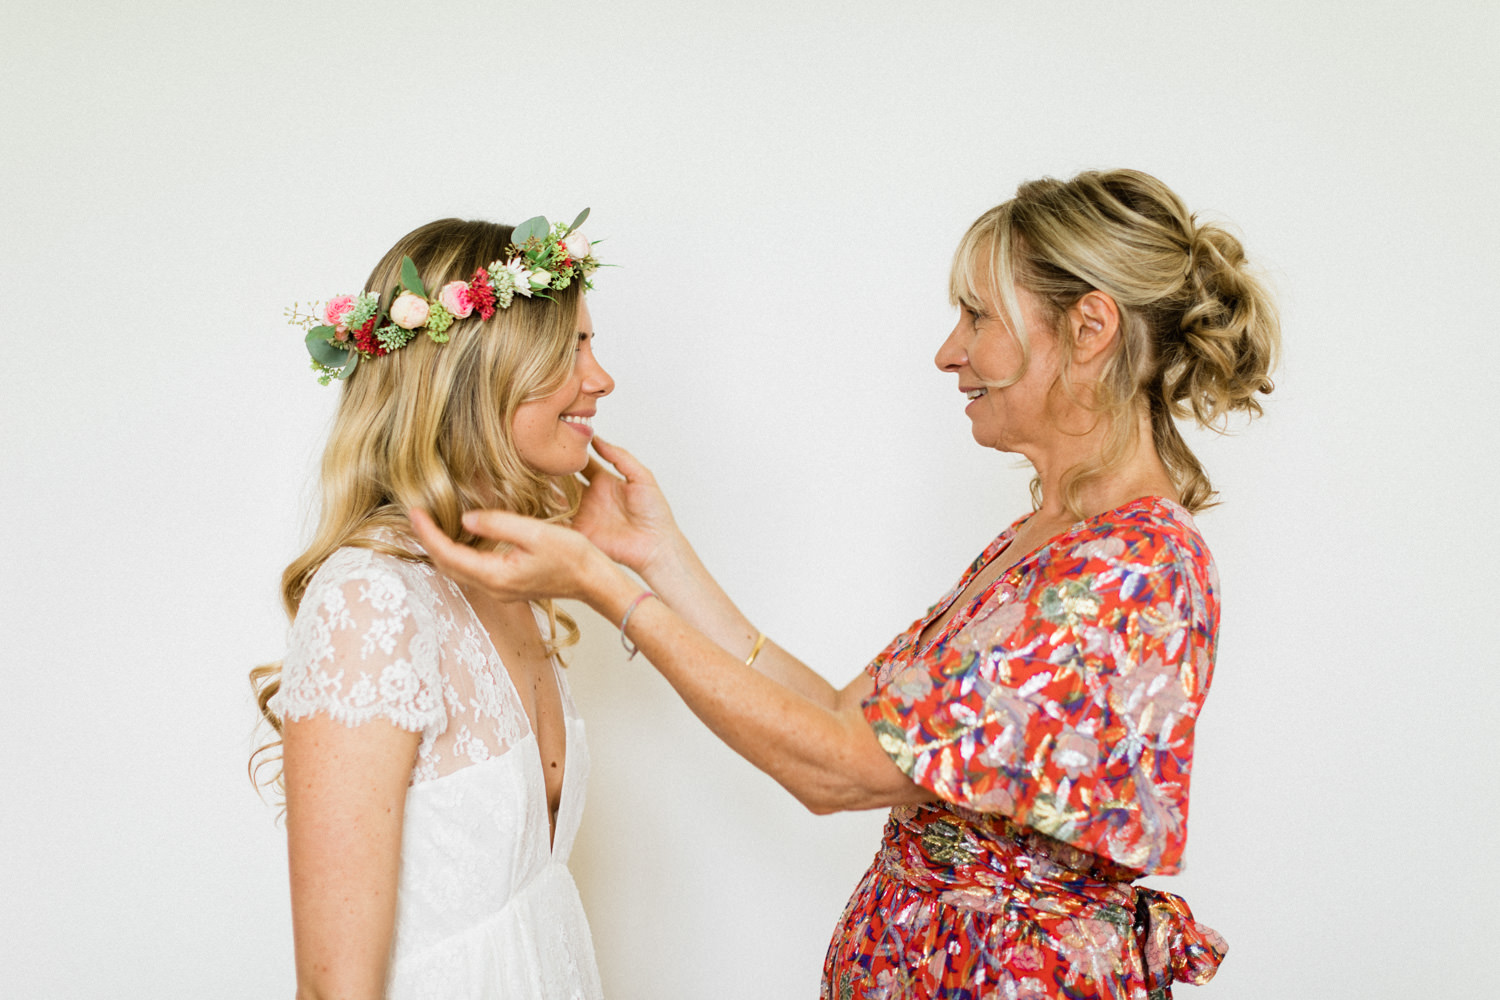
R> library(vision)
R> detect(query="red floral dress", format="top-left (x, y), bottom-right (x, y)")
top-left (823, 498), bottom-right (1227, 1000)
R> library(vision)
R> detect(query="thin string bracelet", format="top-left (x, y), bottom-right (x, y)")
top-left (745, 631), bottom-right (769, 667)
top-left (619, 591), bottom-right (656, 659)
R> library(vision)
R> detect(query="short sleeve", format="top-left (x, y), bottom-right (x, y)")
top-left (863, 622), bottom-right (916, 680)
top-left (863, 508), bottom-right (1218, 875)
top-left (270, 547), bottom-right (447, 737)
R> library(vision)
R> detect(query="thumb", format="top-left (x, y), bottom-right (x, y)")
top-left (592, 436), bottom-right (654, 483)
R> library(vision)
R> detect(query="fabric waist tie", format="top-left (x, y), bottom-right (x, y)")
top-left (878, 806), bottom-right (1226, 990)
top-left (1132, 885), bottom-right (1226, 990)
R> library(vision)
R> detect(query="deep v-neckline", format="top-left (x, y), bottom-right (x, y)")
top-left (914, 496), bottom-right (1179, 657)
top-left (915, 529), bottom-right (1020, 657)
top-left (446, 582), bottom-right (571, 852)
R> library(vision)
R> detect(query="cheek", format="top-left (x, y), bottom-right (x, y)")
top-left (970, 333), bottom-right (1021, 383)
top-left (510, 404), bottom-right (554, 447)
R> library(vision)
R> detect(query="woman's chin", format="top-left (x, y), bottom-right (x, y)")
top-left (969, 426), bottom-right (1002, 450)
top-left (970, 428), bottom-right (1019, 455)
top-left (520, 450), bottom-right (591, 479)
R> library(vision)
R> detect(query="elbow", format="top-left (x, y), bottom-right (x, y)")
top-left (295, 983), bottom-right (347, 1000)
top-left (797, 786), bottom-right (900, 816)
top-left (297, 985), bottom-right (381, 1000)
top-left (791, 774), bottom-right (886, 816)
top-left (784, 772), bottom-right (850, 815)
top-left (785, 707), bottom-right (927, 815)
top-left (295, 973), bottom-right (385, 1000)
top-left (787, 746), bottom-right (917, 817)
top-left (799, 792), bottom-right (844, 816)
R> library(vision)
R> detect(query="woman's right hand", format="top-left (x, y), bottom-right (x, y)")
top-left (572, 438), bottom-right (680, 575)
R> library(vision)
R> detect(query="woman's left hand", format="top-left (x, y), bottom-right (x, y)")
top-left (409, 507), bottom-right (608, 604)
top-left (572, 438), bottom-right (680, 576)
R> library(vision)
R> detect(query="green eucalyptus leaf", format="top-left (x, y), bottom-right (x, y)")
top-left (565, 207), bottom-right (590, 234)
top-left (399, 256), bottom-right (427, 299)
top-left (513, 216), bottom-right (548, 244)
top-left (337, 350), bottom-right (359, 379)
top-left (306, 328), bottom-right (353, 368)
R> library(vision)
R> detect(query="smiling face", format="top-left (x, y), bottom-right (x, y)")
top-left (934, 277), bottom-right (1067, 455)
top-left (512, 297), bottom-right (614, 476)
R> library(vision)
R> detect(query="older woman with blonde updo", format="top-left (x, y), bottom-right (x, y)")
top-left (251, 216), bottom-right (615, 999)
top-left (413, 170), bottom-right (1280, 999)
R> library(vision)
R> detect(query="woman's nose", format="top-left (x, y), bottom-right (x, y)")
top-left (583, 356), bottom-right (614, 397)
top-left (934, 321), bottom-right (967, 372)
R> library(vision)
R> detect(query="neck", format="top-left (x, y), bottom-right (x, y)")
top-left (1024, 405), bottom-right (1175, 523)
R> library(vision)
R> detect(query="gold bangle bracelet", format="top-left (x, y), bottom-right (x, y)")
top-left (745, 631), bottom-right (769, 667)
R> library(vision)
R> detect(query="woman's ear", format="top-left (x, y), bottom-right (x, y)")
top-left (1070, 290), bottom-right (1120, 365)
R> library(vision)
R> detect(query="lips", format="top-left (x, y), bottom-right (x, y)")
top-left (561, 413), bottom-right (594, 437)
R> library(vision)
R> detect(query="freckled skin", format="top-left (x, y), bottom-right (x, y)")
top-left (512, 299), bottom-right (614, 476)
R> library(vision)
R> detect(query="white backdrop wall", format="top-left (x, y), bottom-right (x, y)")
top-left (3, 2), bottom-right (1496, 998)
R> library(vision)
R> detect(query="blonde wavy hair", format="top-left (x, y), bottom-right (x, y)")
top-left (951, 168), bottom-right (1281, 518)
top-left (250, 218), bottom-right (586, 794)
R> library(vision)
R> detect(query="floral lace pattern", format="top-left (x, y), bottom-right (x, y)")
top-left (271, 541), bottom-right (602, 999)
top-left (273, 543), bottom-right (534, 784)
top-left (825, 498), bottom-right (1225, 999)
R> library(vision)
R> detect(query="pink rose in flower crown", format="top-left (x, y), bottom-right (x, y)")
top-left (389, 292), bottom-right (430, 330)
top-left (562, 231), bottom-right (591, 260)
top-left (438, 280), bottom-right (474, 319)
top-left (323, 294), bottom-right (356, 331)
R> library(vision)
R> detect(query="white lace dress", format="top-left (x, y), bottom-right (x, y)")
top-left (270, 543), bottom-right (603, 1000)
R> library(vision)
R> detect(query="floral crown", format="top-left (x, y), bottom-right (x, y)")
top-left (287, 209), bottom-right (601, 384)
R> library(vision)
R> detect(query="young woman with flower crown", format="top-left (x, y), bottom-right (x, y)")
top-left (410, 171), bottom-right (1281, 999)
top-left (251, 213), bottom-right (612, 999)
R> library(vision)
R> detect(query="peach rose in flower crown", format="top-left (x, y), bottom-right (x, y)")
top-left (562, 231), bottom-right (591, 260)
top-left (438, 280), bottom-right (474, 319)
top-left (389, 292), bottom-right (430, 330)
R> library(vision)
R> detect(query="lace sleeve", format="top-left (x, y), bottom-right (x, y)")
top-left (271, 547), bottom-right (447, 737)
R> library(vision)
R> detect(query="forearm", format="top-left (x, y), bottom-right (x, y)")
top-left (408, 507), bottom-right (920, 812)
top-left (639, 530), bottom-right (841, 709)
top-left (589, 568), bottom-right (924, 813)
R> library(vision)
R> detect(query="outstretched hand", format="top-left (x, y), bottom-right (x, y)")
top-left (572, 437), bottom-right (679, 574)
top-left (408, 507), bottom-right (606, 605)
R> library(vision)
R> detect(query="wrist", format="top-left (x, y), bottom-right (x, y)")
top-left (637, 528), bottom-right (697, 589)
top-left (582, 550), bottom-right (646, 623)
